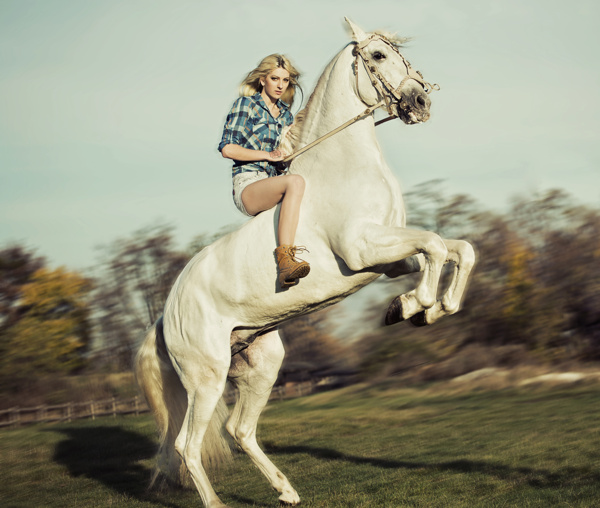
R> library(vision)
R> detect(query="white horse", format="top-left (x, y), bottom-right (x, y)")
top-left (135, 18), bottom-right (475, 508)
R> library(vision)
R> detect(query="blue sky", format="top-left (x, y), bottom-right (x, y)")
top-left (1, 0), bottom-right (599, 271)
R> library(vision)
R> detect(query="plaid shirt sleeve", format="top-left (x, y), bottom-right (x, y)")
top-left (218, 96), bottom-right (254, 153)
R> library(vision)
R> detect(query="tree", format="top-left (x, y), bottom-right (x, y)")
top-left (92, 224), bottom-right (192, 370)
top-left (0, 266), bottom-right (93, 386)
top-left (92, 223), bottom-right (241, 371)
top-left (279, 307), bottom-right (356, 383)
top-left (404, 179), bottom-right (480, 238)
top-left (353, 185), bottom-right (600, 380)
top-left (0, 245), bottom-right (45, 332)
top-left (536, 206), bottom-right (600, 359)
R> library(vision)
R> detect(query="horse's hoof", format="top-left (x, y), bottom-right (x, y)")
top-left (409, 311), bottom-right (428, 327)
top-left (279, 490), bottom-right (301, 506)
top-left (384, 296), bottom-right (404, 326)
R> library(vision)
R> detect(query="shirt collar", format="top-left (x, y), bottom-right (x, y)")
top-left (252, 92), bottom-right (290, 115)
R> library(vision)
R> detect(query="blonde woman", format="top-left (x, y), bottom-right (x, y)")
top-left (219, 54), bottom-right (309, 289)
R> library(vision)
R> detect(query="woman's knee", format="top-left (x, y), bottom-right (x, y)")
top-left (285, 174), bottom-right (305, 196)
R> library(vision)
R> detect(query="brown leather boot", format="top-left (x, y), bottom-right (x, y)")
top-left (274, 245), bottom-right (310, 288)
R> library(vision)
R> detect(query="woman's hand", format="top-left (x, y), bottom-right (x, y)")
top-left (266, 149), bottom-right (286, 162)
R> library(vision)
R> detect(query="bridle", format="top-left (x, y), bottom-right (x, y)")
top-left (353, 34), bottom-right (439, 118)
top-left (282, 35), bottom-right (439, 164)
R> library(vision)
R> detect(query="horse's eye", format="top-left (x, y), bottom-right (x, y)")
top-left (373, 51), bottom-right (385, 61)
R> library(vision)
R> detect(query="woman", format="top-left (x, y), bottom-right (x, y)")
top-left (218, 54), bottom-right (310, 289)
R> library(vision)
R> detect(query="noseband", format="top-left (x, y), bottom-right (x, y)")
top-left (282, 35), bottom-right (438, 164)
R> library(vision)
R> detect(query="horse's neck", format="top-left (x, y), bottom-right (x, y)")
top-left (293, 47), bottom-right (404, 227)
top-left (298, 49), bottom-right (381, 168)
top-left (303, 55), bottom-right (357, 133)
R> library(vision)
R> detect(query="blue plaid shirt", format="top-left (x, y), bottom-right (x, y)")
top-left (218, 93), bottom-right (294, 178)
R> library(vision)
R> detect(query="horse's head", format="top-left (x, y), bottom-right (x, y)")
top-left (346, 18), bottom-right (437, 125)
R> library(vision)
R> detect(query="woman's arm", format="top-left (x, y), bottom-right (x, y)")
top-left (221, 144), bottom-right (285, 162)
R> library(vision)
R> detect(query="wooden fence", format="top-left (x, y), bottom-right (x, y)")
top-left (0, 396), bottom-right (147, 428)
top-left (0, 379), bottom-right (325, 429)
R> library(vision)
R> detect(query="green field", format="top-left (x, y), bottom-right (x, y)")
top-left (1, 382), bottom-right (599, 507)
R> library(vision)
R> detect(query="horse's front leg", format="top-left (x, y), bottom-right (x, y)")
top-left (337, 224), bottom-right (448, 322)
top-left (409, 238), bottom-right (476, 326)
top-left (381, 238), bottom-right (475, 325)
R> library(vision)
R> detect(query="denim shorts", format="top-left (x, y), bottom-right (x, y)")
top-left (232, 171), bottom-right (269, 216)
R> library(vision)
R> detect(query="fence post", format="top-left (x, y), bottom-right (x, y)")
top-left (67, 402), bottom-right (72, 423)
top-left (12, 407), bottom-right (20, 427)
top-left (134, 396), bottom-right (139, 416)
top-left (91, 401), bottom-right (95, 421)
top-left (112, 397), bottom-right (116, 418)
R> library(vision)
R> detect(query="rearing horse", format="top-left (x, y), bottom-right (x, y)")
top-left (135, 18), bottom-right (475, 508)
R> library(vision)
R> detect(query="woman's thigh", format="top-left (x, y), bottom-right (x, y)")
top-left (241, 175), bottom-right (290, 216)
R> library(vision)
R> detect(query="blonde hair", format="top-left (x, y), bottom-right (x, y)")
top-left (239, 54), bottom-right (301, 106)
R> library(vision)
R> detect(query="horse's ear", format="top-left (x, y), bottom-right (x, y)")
top-left (344, 17), bottom-right (367, 42)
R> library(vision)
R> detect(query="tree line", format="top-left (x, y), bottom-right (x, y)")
top-left (358, 182), bottom-right (600, 380)
top-left (1, 182), bottom-right (598, 403)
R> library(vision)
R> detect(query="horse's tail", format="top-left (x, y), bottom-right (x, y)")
top-left (134, 316), bottom-right (232, 487)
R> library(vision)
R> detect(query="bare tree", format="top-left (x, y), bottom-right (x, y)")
top-left (92, 224), bottom-right (190, 370)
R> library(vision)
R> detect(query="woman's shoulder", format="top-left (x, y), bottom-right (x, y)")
top-left (234, 93), bottom-right (261, 106)
top-left (228, 94), bottom-right (261, 114)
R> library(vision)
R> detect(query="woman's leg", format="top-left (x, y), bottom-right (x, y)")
top-left (242, 174), bottom-right (309, 288)
top-left (242, 174), bottom-right (305, 245)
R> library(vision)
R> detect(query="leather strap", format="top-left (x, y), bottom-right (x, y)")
top-left (282, 35), bottom-right (439, 164)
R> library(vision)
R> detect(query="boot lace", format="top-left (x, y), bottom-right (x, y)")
top-left (291, 246), bottom-right (309, 262)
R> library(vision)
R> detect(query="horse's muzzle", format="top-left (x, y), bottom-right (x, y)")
top-left (397, 89), bottom-right (431, 124)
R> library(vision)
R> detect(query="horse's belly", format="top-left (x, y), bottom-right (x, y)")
top-left (171, 236), bottom-right (379, 332)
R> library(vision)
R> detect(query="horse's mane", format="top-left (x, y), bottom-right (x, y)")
top-left (277, 74), bottom-right (321, 155)
top-left (278, 30), bottom-right (410, 156)
top-left (278, 106), bottom-right (308, 156)
top-left (372, 30), bottom-right (412, 48)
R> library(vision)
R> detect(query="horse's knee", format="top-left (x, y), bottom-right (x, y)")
top-left (422, 233), bottom-right (447, 263)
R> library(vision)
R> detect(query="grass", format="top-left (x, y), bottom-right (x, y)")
top-left (1, 381), bottom-right (599, 507)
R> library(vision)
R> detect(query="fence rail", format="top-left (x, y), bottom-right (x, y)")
top-left (0, 379), bottom-right (329, 429)
top-left (0, 396), bottom-right (148, 428)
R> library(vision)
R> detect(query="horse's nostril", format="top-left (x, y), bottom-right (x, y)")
top-left (416, 95), bottom-right (426, 107)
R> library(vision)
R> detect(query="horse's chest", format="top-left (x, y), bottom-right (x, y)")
top-left (337, 170), bottom-right (402, 223)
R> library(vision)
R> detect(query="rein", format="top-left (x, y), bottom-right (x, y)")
top-left (282, 36), bottom-right (438, 165)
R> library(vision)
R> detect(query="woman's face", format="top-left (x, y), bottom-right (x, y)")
top-left (260, 67), bottom-right (290, 103)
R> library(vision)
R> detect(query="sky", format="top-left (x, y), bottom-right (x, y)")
top-left (1, 0), bottom-right (599, 272)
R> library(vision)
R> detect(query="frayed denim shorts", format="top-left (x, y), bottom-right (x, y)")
top-left (232, 171), bottom-right (269, 216)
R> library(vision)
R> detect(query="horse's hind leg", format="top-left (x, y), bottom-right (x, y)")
top-left (168, 326), bottom-right (232, 508)
top-left (227, 329), bottom-right (300, 506)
